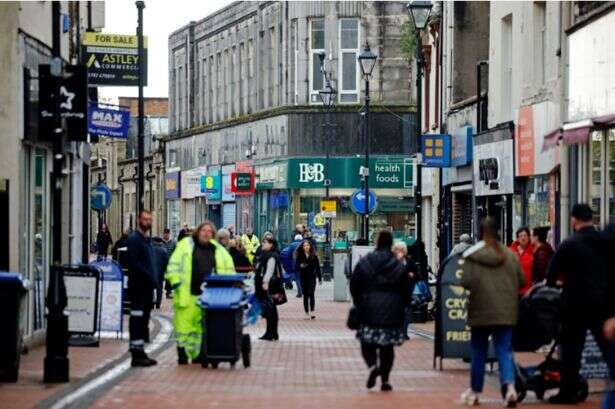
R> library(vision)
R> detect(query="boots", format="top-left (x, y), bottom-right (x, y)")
top-left (177, 347), bottom-right (188, 365)
top-left (131, 349), bottom-right (158, 367)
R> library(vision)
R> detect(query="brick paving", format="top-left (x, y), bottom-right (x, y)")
top-left (88, 285), bottom-right (604, 409)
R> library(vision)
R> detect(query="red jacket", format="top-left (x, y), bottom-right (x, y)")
top-left (509, 241), bottom-right (535, 295)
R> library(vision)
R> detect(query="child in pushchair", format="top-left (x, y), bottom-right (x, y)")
top-left (511, 283), bottom-right (589, 402)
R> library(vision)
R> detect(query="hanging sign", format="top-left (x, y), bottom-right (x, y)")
top-left (230, 172), bottom-right (254, 195)
top-left (81, 32), bottom-right (148, 86)
top-left (320, 199), bottom-right (337, 218)
top-left (87, 102), bottom-right (130, 139)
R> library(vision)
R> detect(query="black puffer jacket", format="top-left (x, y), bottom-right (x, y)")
top-left (350, 249), bottom-right (410, 328)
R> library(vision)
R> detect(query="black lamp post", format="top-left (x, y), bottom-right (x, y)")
top-left (357, 43), bottom-right (377, 242)
top-left (406, 0), bottom-right (432, 274)
top-left (318, 52), bottom-right (337, 279)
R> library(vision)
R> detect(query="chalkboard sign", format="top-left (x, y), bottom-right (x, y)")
top-left (580, 331), bottom-right (609, 379)
top-left (63, 265), bottom-right (100, 335)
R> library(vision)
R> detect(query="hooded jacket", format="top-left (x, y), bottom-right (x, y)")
top-left (460, 241), bottom-right (525, 327)
top-left (350, 249), bottom-right (410, 328)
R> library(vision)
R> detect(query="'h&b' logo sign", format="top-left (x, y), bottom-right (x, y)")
top-left (299, 163), bottom-right (324, 183)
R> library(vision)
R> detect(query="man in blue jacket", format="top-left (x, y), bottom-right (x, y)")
top-left (280, 234), bottom-right (304, 298)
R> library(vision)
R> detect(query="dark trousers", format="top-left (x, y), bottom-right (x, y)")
top-left (560, 313), bottom-right (609, 393)
top-left (361, 342), bottom-right (395, 383)
top-left (301, 277), bottom-right (316, 313)
top-left (129, 282), bottom-right (153, 351)
top-left (265, 302), bottom-right (278, 337)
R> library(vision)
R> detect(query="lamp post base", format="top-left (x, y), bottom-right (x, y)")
top-left (43, 356), bottom-right (69, 383)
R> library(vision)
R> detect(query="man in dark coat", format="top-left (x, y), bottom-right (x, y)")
top-left (151, 237), bottom-right (170, 309)
top-left (546, 204), bottom-right (609, 404)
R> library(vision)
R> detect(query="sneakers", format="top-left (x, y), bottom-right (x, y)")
top-left (503, 384), bottom-right (517, 408)
top-left (460, 389), bottom-right (480, 406)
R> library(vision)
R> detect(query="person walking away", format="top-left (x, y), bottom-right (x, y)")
top-left (96, 223), bottom-right (113, 260)
top-left (280, 234), bottom-right (304, 298)
top-left (350, 230), bottom-right (410, 392)
top-left (546, 204), bottom-right (609, 404)
top-left (295, 239), bottom-right (322, 319)
top-left (161, 228), bottom-right (176, 255)
top-left (509, 227), bottom-right (534, 295)
top-left (530, 226), bottom-right (553, 284)
top-left (151, 237), bottom-right (170, 309)
top-left (407, 238), bottom-right (429, 281)
top-left (111, 229), bottom-right (129, 261)
top-left (392, 241), bottom-right (418, 339)
top-left (126, 211), bottom-right (159, 367)
top-left (177, 223), bottom-right (190, 242)
top-left (228, 239), bottom-right (253, 273)
top-left (165, 221), bottom-right (235, 365)
top-left (254, 237), bottom-right (282, 341)
top-left (451, 233), bottom-right (473, 256)
top-left (458, 216), bottom-right (524, 407)
top-left (241, 227), bottom-right (260, 264)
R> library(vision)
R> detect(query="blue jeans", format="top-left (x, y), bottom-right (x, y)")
top-left (294, 273), bottom-right (303, 296)
top-left (470, 326), bottom-right (515, 393)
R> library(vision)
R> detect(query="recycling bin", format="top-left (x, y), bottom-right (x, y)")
top-left (0, 272), bottom-right (29, 382)
top-left (198, 274), bottom-right (251, 369)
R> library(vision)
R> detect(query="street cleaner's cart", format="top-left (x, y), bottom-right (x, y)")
top-left (198, 274), bottom-right (251, 369)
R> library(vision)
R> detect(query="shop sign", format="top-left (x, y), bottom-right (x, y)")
top-left (236, 160), bottom-right (254, 173)
top-left (451, 126), bottom-right (473, 167)
top-left (473, 139), bottom-right (514, 197)
top-left (320, 199), bottom-right (337, 218)
top-left (515, 102), bottom-right (559, 176)
top-left (181, 166), bottom-right (206, 199)
top-left (39, 64), bottom-right (88, 142)
top-left (81, 32), bottom-right (148, 86)
top-left (221, 165), bottom-right (236, 202)
top-left (231, 172), bottom-right (254, 195)
top-left (376, 196), bottom-right (415, 213)
top-left (202, 171), bottom-right (221, 202)
top-left (256, 162), bottom-right (287, 189)
top-left (422, 134), bottom-right (451, 167)
top-left (165, 171), bottom-right (181, 200)
top-left (87, 102), bottom-right (130, 139)
top-left (287, 157), bottom-right (414, 190)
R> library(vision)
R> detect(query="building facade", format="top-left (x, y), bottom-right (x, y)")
top-left (167, 1), bottom-right (418, 247)
top-left (0, 1), bottom-right (105, 344)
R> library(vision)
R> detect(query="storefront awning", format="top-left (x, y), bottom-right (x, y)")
top-left (542, 113), bottom-right (615, 150)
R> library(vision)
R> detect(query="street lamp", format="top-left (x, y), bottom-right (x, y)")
top-left (357, 43), bottom-right (377, 242)
top-left (318, 53), bottom-right (337, 279)
top-left (406, 0), bottom-right (433, 275)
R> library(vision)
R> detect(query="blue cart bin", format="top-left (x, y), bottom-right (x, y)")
top-left (198, 274), bottom-right (251, 369)
top-left (0, 272), bottom-right (28, 382)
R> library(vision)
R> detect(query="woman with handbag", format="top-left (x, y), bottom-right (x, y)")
top-left (349, 230), bottom-right (411, 392)
top-left (295, 239), bottom-right (322, 320)
top-left (254, 237), bottom-right (285, 341)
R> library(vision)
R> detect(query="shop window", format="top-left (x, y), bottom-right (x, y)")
top-left (587, 129), bottom-right (615, 226)
top-left (609, 129), bottom-right (615, 223)
top-left (339, 19), bottom-right (359, 103)
top-left (591, 131), bottom-right (603, 226)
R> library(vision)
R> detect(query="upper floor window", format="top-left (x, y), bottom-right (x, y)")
top-left (339, 18), bottom-right (359, 103)
top-left (309, 18), bottom-right (325, 103)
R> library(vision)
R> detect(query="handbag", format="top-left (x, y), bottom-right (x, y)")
top-left (411, 280), bottom-right (433, 306)
top-left (268, 262), bottom-right (287, 305)
top-left (346, 305), bottom-right (362, 330)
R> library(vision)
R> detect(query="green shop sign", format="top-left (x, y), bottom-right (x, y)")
top-left (287, 156), bottom-right (414, 190)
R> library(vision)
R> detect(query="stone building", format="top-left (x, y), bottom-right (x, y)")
top-left (167, 1), bottom-right (418, 247)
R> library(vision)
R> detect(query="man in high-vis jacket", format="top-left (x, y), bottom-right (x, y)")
top-left (241, 227), bottom-right (260, 264)
top-left (165, 221), bottom-right (235, 364)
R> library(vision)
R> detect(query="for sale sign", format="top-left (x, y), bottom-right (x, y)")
top-left (81, 32), bottom-right (148, 86)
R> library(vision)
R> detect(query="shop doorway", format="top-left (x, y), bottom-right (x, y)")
top-left (476, 194), bottom-right (513, 245)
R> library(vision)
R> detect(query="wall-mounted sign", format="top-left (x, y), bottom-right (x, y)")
top-left (221, 165), bottom-right (236, 202)
top-left (202, 170), bottom-right (221, 202)
top-left (422, 134), bottom-right (452, 167)
top-left (165, 171), bottom-right (181, 200)
top-left (87, 102), bottom-right (130, 139)
top-left (81, 32), bottom-right (148, 86)
top-left (181, 166), bottom-right (206, 199)
top-left (473, 139), bottom-right (514, 197)
top-left (231, 172), bottom-right (254, 195)
top-left (39, 64), bottom-right (88, 142)
top-left (515, 102), bottom-right (559, 177)
top-left (320, 199), bottom-right (337, 218)
top-left (451, 126), bottom-right (473, 167)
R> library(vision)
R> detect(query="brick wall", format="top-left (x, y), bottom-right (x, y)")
top-left (118, 97), bottom-right (168, 117)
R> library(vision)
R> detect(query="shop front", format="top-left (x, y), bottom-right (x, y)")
top-left (165, 170), bottom-right (181, 238)
top-left (204, 168), bottom-right (222, 228)
top-left (221, 164), bottom-right (237, 230)
top-left (180, 166), bottom-right (207, 229)
top-left (473, 125), bottom-right (515, 245)
top-left (254, 160), bottom-right (290, 243)
top-left (515, 102), bottom-right (561, 241)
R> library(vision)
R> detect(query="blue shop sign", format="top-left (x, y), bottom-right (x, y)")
top-left (165, 171), bottom-right (181, 200)
top-left (422, 134), bottom-right (451, 167)
top-left (451, 126), bottom-right (473, 167)
top-left (202, 171), bottom-right (221, 202)
top-left (87, 102), bottom-right (130, 139)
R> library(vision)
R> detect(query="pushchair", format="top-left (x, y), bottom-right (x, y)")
top-left (511, 283), bottom-right (589, 402)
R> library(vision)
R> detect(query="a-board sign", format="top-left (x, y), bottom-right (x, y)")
top-left (90, 259), bottom-right (124, 333)
top-left (63, 265), bottom-right (100, 335)
top-left (580, 331), bottom-right (609, 379)
top-left (350, 245), bottom-right (375, 272)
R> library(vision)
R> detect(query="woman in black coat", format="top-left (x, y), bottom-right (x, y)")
top-left (350, 230), bottom-right (410, 392)
top-left (96, 223), bottom-right (113, 260)
top-left (254, 237), bottom-right (282, 341)
top-left (294, 239), bottom-right (322, 319)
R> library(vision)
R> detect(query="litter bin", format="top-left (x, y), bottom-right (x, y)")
top-left (198, 274), bottom-right (251, 369)
top-left (0, 272), bottom-right (29, 382)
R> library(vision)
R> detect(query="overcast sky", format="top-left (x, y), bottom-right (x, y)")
top-left (99, 0), bottom-right (233, 103)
